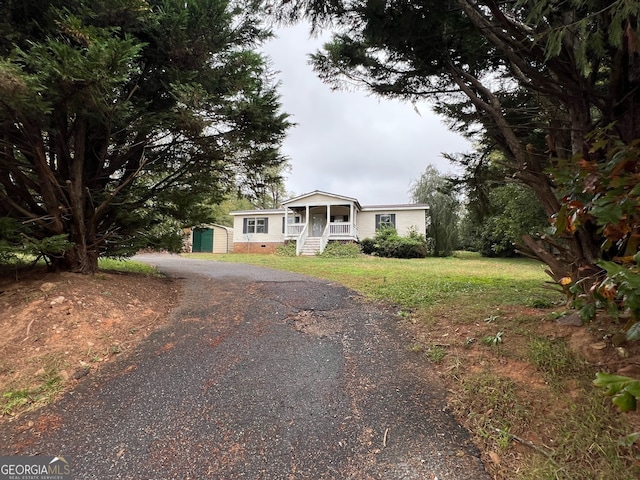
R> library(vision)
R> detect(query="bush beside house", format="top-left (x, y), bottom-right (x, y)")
top-left (360, 227), bottom-right (428, 259)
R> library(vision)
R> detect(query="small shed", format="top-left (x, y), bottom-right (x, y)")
top-left (185, 224), bottom-right (234, 253)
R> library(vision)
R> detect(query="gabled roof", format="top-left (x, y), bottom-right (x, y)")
top-left (282, 190), bottom-right (362, 209)
top-left (228, 190), bottom-right (429, 216)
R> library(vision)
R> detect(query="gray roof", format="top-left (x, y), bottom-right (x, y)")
top-left (361, 203), bottom-right (429, 211)
top-left (229, 209), bottom-right (284, 216)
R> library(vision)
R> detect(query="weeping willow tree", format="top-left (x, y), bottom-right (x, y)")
top-left (410, 165), bottom-right (459, 257)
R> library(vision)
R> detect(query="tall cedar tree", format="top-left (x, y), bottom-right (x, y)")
top-left (0, 0), bottom-right (290, 273)
top-left (274, 0), bottom-right (640, 286)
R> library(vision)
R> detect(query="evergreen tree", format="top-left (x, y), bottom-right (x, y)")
top-left (0, 0), bottom-right (290, 273)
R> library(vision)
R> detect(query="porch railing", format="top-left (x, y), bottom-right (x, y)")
top-left (287, 223), bottom-right (305, 236)
top-left (319, 224), bottom-right (330, 253)
top-left (296, 223), bottom-right (308, 256)
top-left (288, 222), bottom-right (358, 239)
top-left (329, 222), bottom-right (353, 236)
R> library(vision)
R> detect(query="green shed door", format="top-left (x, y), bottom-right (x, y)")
top-left (193, 228), bottom-right (214, 252)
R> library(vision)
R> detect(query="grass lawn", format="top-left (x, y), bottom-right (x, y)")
top-left (185, 251), bottom-right (640, 480)
top-left (188, 251), bottom-right (557, 310)
top-left (98, 257), bottom-right (160, 275)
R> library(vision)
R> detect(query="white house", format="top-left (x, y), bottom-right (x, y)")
top-left (230, 190), bottom-right (428, 255)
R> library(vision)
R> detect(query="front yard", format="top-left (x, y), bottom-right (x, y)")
top-left (189, 251), bottom-right (640, 479)
top-left (2, 251), bottom-right (639, 478)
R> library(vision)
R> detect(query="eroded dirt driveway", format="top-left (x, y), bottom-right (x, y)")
top-left (3, 254), bottom-right (488, 479)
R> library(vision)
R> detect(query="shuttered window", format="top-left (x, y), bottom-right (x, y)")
top-left (243, 217), bottom-right (269, 234)
top-left (375, 213), bottom-right (396, 230)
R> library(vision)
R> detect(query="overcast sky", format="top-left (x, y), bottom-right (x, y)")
top-left (260, 23), bottom-right (472, 206)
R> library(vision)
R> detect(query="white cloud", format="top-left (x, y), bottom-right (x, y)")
top-left (262, 23), bottom-right (471, 205)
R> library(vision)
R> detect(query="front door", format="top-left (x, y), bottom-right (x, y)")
top-left (311, 214), bottom-right (326, 237)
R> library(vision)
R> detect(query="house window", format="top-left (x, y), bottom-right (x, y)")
top-left (243, 217), bottom-right (268, 234)
top-left (375, 213), bottom-right (396, 230)
top-left (330, 215), bottom-right (348, 222)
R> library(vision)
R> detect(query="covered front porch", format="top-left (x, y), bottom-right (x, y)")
top-left (282, 191), bottom-right (360, 255)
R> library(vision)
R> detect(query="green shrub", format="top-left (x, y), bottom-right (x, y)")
top-left (394, 236), bottom-right (428, 259)
top-left (361, 227), bottom-right (428, 259)
top-left (359, 237), bottom-right (376, 255)
top-left (275, 241), bottom-right (297, 257)
top-left (319, 241), bottom-right (362, 258)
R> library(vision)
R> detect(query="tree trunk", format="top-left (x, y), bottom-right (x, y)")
top-left (55, 230), bottom-right (99, 274)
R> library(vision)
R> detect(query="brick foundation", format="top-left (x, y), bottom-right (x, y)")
top-left (232, 242), bottom-right (281, 254)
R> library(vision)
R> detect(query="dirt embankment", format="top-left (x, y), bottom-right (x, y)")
top-left (0, 267), bottom-right (179, 418)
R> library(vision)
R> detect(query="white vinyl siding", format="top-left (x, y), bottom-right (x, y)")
top-left (359, 209), bottom-right (427, 239)
top-left (232, 212), bottom-right (286, 243)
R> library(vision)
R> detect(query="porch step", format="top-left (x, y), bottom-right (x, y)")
top-left (300, 237), bottom-right (322, 256)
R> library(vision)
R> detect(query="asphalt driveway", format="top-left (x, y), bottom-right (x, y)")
top-left (2, 254), bottom-right (489, 479)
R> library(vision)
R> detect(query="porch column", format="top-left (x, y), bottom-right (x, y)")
top-left (326, 204), bottom-right (330, 231)
top-left (305, 204), bottom-right (309, 229)
top-left (349, 203), bottom-right (354, 236)
top-left (284, 207), bottom-right (288, 236)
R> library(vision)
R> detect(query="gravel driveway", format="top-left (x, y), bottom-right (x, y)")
top-left (2, 254), bottom-right (489, 479)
